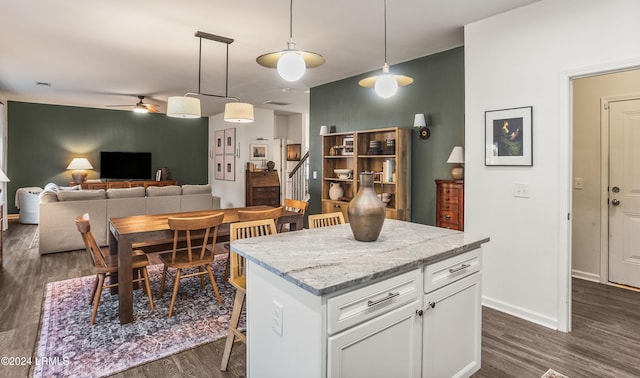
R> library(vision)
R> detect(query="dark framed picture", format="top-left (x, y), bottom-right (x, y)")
top-left (485, 106), bottom-right (532, 166)
top-left (224, 128), bottom-right (235, 155)
top-left (214, 130), bottom-right (224, 155)
top-left (287, 144), bottom-right (301, 161)
top-left (214, 155), bottom-right (224, 180)
top-left (224, 154), bottom-right (235, 181)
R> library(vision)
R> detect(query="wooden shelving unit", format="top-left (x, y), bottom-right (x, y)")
top-left (321, 127), bottom-right (411, 222)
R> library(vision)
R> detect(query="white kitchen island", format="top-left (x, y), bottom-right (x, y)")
top-left (231, 219), bottom-right (489, 378)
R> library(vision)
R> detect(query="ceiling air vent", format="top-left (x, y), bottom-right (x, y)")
top-left (263, 100), bottom-right (290, 106)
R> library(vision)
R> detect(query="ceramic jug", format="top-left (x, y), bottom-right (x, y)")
top-left (329, 182), bottom-right (344, 200)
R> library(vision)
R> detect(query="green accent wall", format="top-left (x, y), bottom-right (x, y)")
top-left (309, 47), bottom-right (464, 225)
top-left (7, 101), bottom-right (208, 213)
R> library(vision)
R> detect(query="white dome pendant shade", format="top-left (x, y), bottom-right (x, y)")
top-left (358, 0), bottom-right (414, 98)
top-left (256, 0), bottom-right (325, 81)
top-left (224, 102), bottom-right (255, 123)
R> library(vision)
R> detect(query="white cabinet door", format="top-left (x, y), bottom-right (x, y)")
top-left (422, 272), bottom-right (482, 378)
top-left (328, 300), bottom-right (422, 378)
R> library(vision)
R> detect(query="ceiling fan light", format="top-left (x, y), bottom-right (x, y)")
top-left (375, 73), bottom-right (398, 98)
top-left (277, 51), bottom-right (306, 82)
top-left (224, 102), bottom-right (254, 123)
top-left (133, 103), bottom-right (148, 113)
top-left (167, 96), bottom-right (201, 118)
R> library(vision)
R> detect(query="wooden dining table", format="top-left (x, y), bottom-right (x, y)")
top-left (108, 205), bottom-right (304, 324)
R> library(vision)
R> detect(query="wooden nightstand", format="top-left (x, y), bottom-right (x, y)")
top-left (435, 179), bottom-right (464, 231)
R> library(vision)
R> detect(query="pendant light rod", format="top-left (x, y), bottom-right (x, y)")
top-left (289, 0), bottom-right (294, 39)
top-left (383, 0), bottom-right (388, 64)
top-left (191, 31), bottom-right (236, 100)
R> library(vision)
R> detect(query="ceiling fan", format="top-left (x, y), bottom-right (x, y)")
top-left (106, 96), bottom-right (159, 113)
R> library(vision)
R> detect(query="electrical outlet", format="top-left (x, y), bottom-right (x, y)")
top-left (272, 301), bottom-right (284, 336)
top-left (574, 177), bottom-right (584, 190)
top-left (514, 183), bottom-right (530, 198)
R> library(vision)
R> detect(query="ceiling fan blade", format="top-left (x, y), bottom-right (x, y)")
top-left (106, 104), bottom-right (134, 108)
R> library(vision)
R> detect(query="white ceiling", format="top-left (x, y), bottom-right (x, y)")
top-left (0, 0), bottom-right (539, 117)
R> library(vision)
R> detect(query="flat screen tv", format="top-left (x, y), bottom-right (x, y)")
top-left (100, 151), bottom-right (152, 180)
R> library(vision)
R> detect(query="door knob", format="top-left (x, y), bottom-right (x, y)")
top-left (612, 186), bottom-right (620, 193)
top-left (612, 199), bottom-right (621, 206)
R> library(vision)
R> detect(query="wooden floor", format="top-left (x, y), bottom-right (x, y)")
top-left (1, 220), bottom-right (640, 377)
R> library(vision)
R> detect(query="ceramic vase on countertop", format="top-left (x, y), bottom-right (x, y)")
top-left (348, 172), bottom-right (385, 242)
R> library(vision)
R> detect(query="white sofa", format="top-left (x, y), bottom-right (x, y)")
top-left (38, 184), bottom-right (221, 254)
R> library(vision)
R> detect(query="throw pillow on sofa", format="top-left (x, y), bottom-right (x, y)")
top-left (146, 185), bottom-right (181, 197)
top-left (181, 184), bottom-right (211, 195)
top-left (106, 187), bottom-right (145, 199)
top-left (56, 189), bottom-right (106, 201)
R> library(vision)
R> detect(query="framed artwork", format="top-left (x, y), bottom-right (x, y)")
top-left (250, 144), bottom-right (268, 160)
top-left (224, 128), bottom-right (235, 155)
top-left (287, 144), bottom-right (301, 161)
top-left (224, 154), bottom-right (235, 181)
top-left (485, 106), bottom-right (533, 166)
top-left (214, 130), bottom-right (224, 155)
top-left (214, 155), bottom-right (224, 180)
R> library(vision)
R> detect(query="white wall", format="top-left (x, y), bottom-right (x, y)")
top-left (464, 0), bottom-right (640, 330)
top-left (208, 108), bottom-right (276, 208)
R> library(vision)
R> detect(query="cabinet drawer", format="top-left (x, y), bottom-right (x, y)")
top-left (437, 202), bottom-right (458, 212)
top-left (437, 221), bottom-right (460, 231)
top-left (327, 269), bottom-right (421, 335)
top-left (438, 211), bottom-right (459, 224)
top-left (440, 187), bottom-right (459, 197)
top-left (424, 249), bottom-right (481, 293)
top-left (254, 187), bottom-right (279, 194)
top-left (438, 194), bottom-right (459, 205)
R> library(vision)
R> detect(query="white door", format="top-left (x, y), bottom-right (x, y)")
top-left (608, 98), bottom-right (640, 288)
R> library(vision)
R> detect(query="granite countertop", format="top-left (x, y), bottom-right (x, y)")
top-left (230, 219), bottom-right (490, 296)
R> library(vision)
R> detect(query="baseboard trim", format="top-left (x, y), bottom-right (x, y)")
top-left (482, 295), bottom-right (559, 331)
top-left (571, 269), bottom-right (600, 282)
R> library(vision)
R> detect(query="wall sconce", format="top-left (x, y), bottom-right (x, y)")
top-left (413, 113), bottom-right (430, 139)
top-left (66, 158), bottom-right (93, 184)
top-left (447, 146), bottom-right (464, 180)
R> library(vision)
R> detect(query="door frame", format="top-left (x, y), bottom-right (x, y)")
top-left (561, 60), bottom-right (640, 332)
top-left (599, 94), bottom-right (640, 284)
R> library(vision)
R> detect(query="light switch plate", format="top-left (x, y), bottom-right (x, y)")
top-left (272, 301), bottom-right (284, 336)
top-left (514, 183), bottom-right (530, 198)
top-left (574, 177), bottom-right (584, 190)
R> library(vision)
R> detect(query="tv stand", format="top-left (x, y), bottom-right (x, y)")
top-left (72, 180), bottom-right (177, 190)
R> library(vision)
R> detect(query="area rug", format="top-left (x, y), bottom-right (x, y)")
top-left (34, 255), bottom-right (244, 378)
top-left (542, 368), bottom-right (570, 378)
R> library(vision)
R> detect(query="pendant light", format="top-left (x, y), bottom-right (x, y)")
top-left (358, 0), bottom-right (413, 98)
top-left (167, 31), bottom-right (254, 123)
top-left (256, 0), bottom-right (325, 82)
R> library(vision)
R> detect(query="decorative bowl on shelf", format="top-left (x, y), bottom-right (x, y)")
top-left (334, 169), bottom-right (352, 179)
top-left (378, 192), bottom-right (392, 205)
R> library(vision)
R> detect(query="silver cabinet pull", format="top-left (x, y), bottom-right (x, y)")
top-left (449, 263), bottom-right (470, 273)
top-left (367, 291), bottom-right (399, 307)
top-left (416, 301), bottom-right (436, 316)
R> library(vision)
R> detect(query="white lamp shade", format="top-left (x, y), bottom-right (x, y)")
top-left (413, 114), bottom-right (426, 127)
top-left (224, 102), bottom-right (254, 123)
top-left (0, 169), bottom-right (10, 182)
top-left (277, 51), bottom-right (306, 82)
top-left (167, 96), bottom-right (201, 118)
top-left (447, 146), bottom-right (464, 164)
top-left (66, 158), bottom-right (94, 170)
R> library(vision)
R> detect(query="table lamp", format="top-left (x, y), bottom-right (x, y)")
top-left (447, 146), bottom-right (464, 180)
top-left (67, 158), bottom-right (93, 184)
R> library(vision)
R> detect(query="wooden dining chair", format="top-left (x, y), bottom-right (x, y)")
top-left (75, 213), bottom-right (154, 325)
top-left (220, 218), bottom-right (278, 371)
top-left (158, 212), bottom-right (225, 317)
top-left (278, 198), bottom-right (308, 232)
top-left (222, 206), bottom-right (283, 280)
top-left (308, 211), bottom-right (346, 228)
